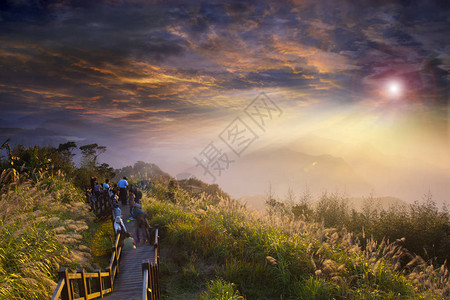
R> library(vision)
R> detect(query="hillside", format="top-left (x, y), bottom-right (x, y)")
top-left (143, 180), bottom-right (450, 299)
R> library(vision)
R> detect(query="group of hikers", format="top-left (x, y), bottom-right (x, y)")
top-left (88, 176), bottom-right (148, 249)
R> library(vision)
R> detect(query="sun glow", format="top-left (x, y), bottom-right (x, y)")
top-left (386, 80), bottom-right (402, 98)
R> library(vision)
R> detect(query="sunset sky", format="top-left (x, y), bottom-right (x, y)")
top-left (0, 0), bottom-right (449, 202)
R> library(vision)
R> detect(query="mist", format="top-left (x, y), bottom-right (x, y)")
top-left (166, 99), bottom-right (450, 207)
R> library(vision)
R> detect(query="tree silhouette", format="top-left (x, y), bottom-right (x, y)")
top-left (79, 143), bottom-right (106, 169)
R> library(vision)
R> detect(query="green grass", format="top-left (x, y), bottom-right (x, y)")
top-left (200, 279), bottom-right (245, 300)
top-left (0, 169), bottom-right (100, 300)
top-left (143, 186), bottom-right (449, 300)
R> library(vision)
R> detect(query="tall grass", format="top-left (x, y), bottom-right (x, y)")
top-left (143, 183), bottom-right (449, 299)
top-left (288, 191), bottom-right (450, 265)
top-left (0, 169), bottom-right (97, 300)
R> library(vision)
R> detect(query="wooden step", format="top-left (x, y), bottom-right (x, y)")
top-left (101, 204), bottom-right (157, 299)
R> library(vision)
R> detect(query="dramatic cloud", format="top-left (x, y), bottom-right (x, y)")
top-left (0, 0), bottom-right (449, 200)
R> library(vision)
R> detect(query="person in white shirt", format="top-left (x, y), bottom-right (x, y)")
top-left (113, 215), bottom-right (129, 247)
top-left (114, 216), bottom-right (127, 235)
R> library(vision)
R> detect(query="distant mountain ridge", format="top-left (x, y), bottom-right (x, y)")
top-left (217, 145), bottom-right (371, 198)
top-left (286, 135), bottom-right (450, 204)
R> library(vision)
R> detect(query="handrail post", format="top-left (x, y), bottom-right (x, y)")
top-left (105, 191), bottom-right (110, 211)
top-left (113, 234), bottom-right (120, 276)
top-left (86, 271), bottom-right (91, 296)
top-left (58, 268), bottom-right (72, 300)
top-left (102, 193), bottom-right (105, 214)
top-left (153, 226), bottom-right (159, 250)
top-left (150, 263), bottom-right (155, 300)
top-left (114, 245), bottom-right (119, 275)
top-left (99, 193), bottom-right (101, 215)
top-left (151, 263), bottom-right (156, 300)
top-left (155, 261), bottom-right (160, 299)
top-left (77, 268), bottom-right (88, 300)
top-left (102, 193), bottom-right (107, 214)
top-left (154, 226), bottom-right (160, 299)
top-left (97, 193), bottom-right (101, 215)
top-left (112, 246), bottom-right (117, 277)
top-left (106, 266), bottom-right (113, 291)
top-left (99, 193), bottom-right (103, 215)
top-left (95, 269), bottom-right (104, 298)
top-left (142, 260), bottom-right (149, 300)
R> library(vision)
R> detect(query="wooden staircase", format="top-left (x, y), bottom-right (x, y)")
top-left (102, 203), bottom-right (155, 300)
top-left (51, 196), bottom-right (159, 300)
top-left (102, 245), bottom-right (155, 300)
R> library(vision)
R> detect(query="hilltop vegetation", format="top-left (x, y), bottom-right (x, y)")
top-left (0, 140), bottom-right (116, 189)
top-left (114, 160), bottom-right (171, 182)
top-left (177, 177), bottom-right (232, 199)
top-left (143, 181), bottom-right (449, 299)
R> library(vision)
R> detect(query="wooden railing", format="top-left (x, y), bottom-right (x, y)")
top-left (86, 190), bottom-right (112, 217)
top-left (142, 223), bottom-right (160, 300)
top-left (52, 190), bottom-right (160, 300)
top-left (50, 232), bottom-right (123, 300)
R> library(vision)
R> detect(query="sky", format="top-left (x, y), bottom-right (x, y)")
top-left (0, 0), bottom-right (449, 202)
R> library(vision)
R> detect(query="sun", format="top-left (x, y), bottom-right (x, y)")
top-left (386, 80), bottom-right (403, 98)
